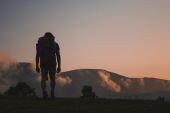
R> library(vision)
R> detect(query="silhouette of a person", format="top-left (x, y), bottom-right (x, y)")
top-left (36, 32), bottom-right (61, 99)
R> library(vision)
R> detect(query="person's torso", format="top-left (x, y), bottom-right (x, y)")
top-left (37, 38), bottom-right (59, 67)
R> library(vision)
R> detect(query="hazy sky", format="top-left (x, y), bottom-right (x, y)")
top-left (0, 0), bottom-right (170, 79)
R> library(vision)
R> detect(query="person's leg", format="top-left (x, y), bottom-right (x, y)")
top-left (49, 68), bottom-right (56, 98)
top-left (41, 68), bottom-right (48, 98)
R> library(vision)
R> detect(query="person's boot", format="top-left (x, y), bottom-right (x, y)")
top-left (42, 91), bottom-right (48, 99)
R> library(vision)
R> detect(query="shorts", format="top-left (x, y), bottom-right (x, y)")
top-left (41, 66), bottom-right (56, 80)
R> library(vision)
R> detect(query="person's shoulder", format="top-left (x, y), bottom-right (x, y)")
top-left (37, 37), bottom-right (45, 47)
top-left (38, 37), bottom-right (46, 43)
top-left (54, 41), bottom-right (59, 46)
top-left (55, 42), bottom-right (60, 49)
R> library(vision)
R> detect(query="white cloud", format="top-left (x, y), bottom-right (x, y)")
top-left (99, 70), bottom-right (121, 93)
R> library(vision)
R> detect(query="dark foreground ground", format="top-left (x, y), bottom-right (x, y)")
top-left (0, 96), bottom-right (170, 113)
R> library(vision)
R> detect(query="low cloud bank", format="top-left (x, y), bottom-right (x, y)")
top-left (56, 76), bottom-right (72, 87)
top-left (99, 71), bottom-right (121, 93)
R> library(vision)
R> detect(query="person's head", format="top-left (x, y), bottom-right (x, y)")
top-left (44, 32), bottom-right (55, 41)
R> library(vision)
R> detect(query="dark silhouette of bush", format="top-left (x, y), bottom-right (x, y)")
top-left (5, 82), bottom-right (36, 97)
top-left (81, 85), bottom-right (97, 98)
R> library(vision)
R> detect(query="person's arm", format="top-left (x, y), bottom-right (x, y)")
top-left (36, 43), bottom-right (40, 73)
top-left (56, 43), bottom-right (61, 73)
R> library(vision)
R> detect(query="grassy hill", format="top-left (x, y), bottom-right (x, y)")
top-left (0, 96), bottom-right (170, 113)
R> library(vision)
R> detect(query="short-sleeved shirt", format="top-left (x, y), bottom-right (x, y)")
top-left (36, 37), bottom-right (60, 69)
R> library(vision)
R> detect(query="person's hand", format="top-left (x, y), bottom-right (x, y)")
top-left (57, 67), bottom-right (61, 73)
top-left (36, 66), bottom-right (40, 73)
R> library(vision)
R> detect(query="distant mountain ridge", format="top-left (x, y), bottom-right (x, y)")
top-left (59, 68), bottom-right (170, 94)
top-left (0, 62), bottom-right (170, 100)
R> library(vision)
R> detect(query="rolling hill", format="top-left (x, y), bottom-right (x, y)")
top-left (0, 62), bottom-right (170, 100)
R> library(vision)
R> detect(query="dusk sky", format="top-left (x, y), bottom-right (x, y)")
top-left (0, 0), bottom-right (170, 79)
